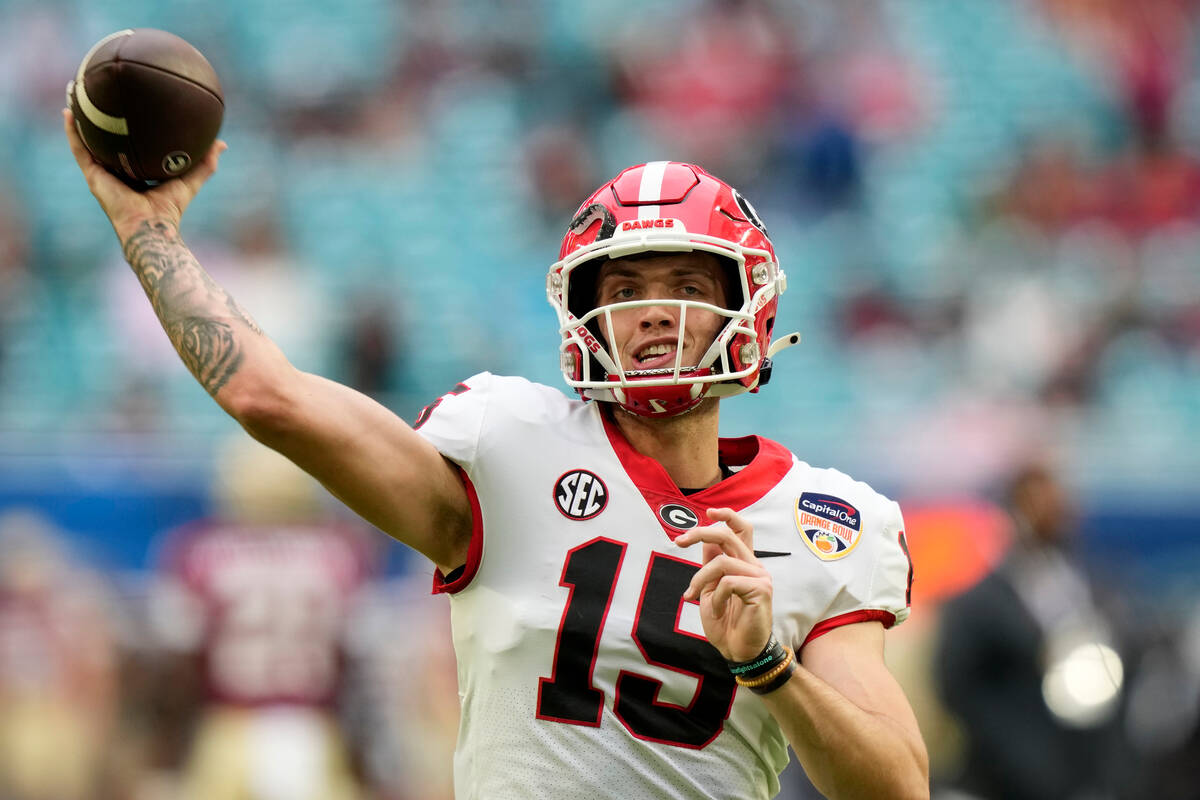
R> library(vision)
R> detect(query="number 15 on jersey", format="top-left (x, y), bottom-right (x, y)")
top-left (536, 537), bottom-right (737, 749)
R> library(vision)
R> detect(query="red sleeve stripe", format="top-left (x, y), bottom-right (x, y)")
top-left (431, 467), bottom-right (484, 595)
top-left (800, 609), bottom-right (898, 651)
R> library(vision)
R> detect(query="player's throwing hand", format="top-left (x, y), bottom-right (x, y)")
top-left (676, 507), bottom-right (774, 663)
top-left (63, 108), bottom-right (226, 241)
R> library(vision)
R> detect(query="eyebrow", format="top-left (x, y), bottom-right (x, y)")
top-left (597, 265), bottom-right (640, 281)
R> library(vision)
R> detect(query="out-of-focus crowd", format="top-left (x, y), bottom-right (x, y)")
top-left (2, 0), bottom-right (1200, 798)
top-left (0, 0), bottom-right (1198, 493)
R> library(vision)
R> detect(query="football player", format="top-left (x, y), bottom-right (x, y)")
top-left (65, 105), bottom-right (928, 799)
top-left (148, 437), bottom-right (375, 800)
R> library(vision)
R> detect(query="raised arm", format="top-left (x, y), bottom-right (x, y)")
top-left (63, 109), bottom-right (472, 572)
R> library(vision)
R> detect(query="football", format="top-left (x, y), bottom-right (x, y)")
top-left (67, 28), bottom-right (224, 185)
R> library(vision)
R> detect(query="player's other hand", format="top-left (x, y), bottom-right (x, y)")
top-left (63, 108), bottom-right (226, 242)
top-left (676, 507), bottom-right (774, 662)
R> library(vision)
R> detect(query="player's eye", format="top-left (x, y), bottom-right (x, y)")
top-left (680, 283), bottom-right (714, 300)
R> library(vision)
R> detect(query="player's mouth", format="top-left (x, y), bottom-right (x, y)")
top-left (632, 342), bottom-right (681, 370)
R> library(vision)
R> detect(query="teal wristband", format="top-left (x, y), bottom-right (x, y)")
top-left (726, 634), bottom-right (786, 678)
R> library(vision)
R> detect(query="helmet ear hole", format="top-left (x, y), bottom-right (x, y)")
top-left (567, 259), bottom-right (603, 321)
top-left (566, 259), bottom-right (610, 379)
top-left (716, 256), bottom-right (740, 311)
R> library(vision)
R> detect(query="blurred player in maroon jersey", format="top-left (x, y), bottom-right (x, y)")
top-left (149, 437), bottom-right (378, 800)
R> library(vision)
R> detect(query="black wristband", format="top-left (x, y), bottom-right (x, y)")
top-left (726, 634), bottom-right (786, 679)
top-left (746, 657), bottom-right (797, 695)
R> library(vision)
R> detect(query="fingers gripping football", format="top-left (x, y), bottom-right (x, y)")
top-left (676, 508), bottom-right (775, 662)
top-left (64, 108), bottom-right (226, 241)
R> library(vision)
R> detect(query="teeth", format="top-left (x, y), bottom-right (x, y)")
top-left (637, 344), bottom-right (676, 361)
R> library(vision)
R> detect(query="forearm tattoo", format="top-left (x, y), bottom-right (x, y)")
top-left (122, 219), bottom-right (264, 395)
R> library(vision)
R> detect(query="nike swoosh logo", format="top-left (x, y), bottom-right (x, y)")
top-left (753, 550), bottom-right (791, 558)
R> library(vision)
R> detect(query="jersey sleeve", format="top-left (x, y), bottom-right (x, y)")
top-left (411, 372), bottom-right (494, 471)
top-left (801, 492), bottom-right (914, 650)
top-left (411, 372), bottom-right (495, 593)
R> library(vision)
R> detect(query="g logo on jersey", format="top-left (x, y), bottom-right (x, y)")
top-left (554, 470), bottom-right (609, 520)
top-left (657, 503), bottom-right (700, 530)
top-left (795, 492), bottom-right (863, 561)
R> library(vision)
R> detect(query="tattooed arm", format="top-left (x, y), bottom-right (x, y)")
top-left (65, 110), bottom-right (472, 572)
top-left (121, 219), bottom-right (262, 395)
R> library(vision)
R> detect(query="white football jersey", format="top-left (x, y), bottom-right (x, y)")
top-left (415, 373), bottom-right (912, 800)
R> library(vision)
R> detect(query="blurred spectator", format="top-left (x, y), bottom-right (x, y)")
top-left (144, 437), bottom-right (378, 800)
top-left (1122, 600), bottom-right (1200, 799)
top-left (222, 209), bottom-right (328, 368)
top-left (791, 114), bottom-right (865, 212)
top-left (104, 373), bottom-right (170, 436)
top-left (1038, 0), bottom-right (1197, 143)
top-left (769, 1), bottom-right (931, 216)
top-left (989, 138), bottom-right (1099, 233)
top-left (339, 294), bottom-right (405, 402)
top-left (976, 122), bottom-right (1199, 413)
top-left (613, 0), bottom-right (797, 178)
top-left (0, 189), bottom-right (31, 381)
top-left (0, 509), bottom-right (121, 800)
top-left (838, 279), bottom-right (919, 344)
top-left (0, 2), bottom-right (76, 116)
top-left (1100, 137), bottom-right (1200, 235)
top-left (523, 121), bottom-right (601, 231)
top-left (934, 460), bottom-right (1135, 800)
top-left (989, 131), bottom-right (1200, 237)
top-left (805, 1), bottom-right (932, 145)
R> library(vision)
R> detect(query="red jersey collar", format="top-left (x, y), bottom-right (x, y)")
top-left (599, 407), bottom-right (793, 537)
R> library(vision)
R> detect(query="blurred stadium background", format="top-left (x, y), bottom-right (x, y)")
top-left (1, 0), bottom-right (1199, 798)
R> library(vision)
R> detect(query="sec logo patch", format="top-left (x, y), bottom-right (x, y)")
top-left (554, 470), bottom-right (608, 520)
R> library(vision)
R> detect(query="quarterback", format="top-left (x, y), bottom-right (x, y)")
top-left (65, 105), bottom-right (928, 799)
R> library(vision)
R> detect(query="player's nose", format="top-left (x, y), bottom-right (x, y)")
top-left (635, 293), bottom-right (678, 328)
top-left (637, 302), bottom-right (677, 329)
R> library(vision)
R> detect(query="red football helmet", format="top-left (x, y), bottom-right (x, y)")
top-left (547, 161), bottom-right (798, 417)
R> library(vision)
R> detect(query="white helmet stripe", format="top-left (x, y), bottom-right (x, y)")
top-left (637, 160), bottom-right (669, 220)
